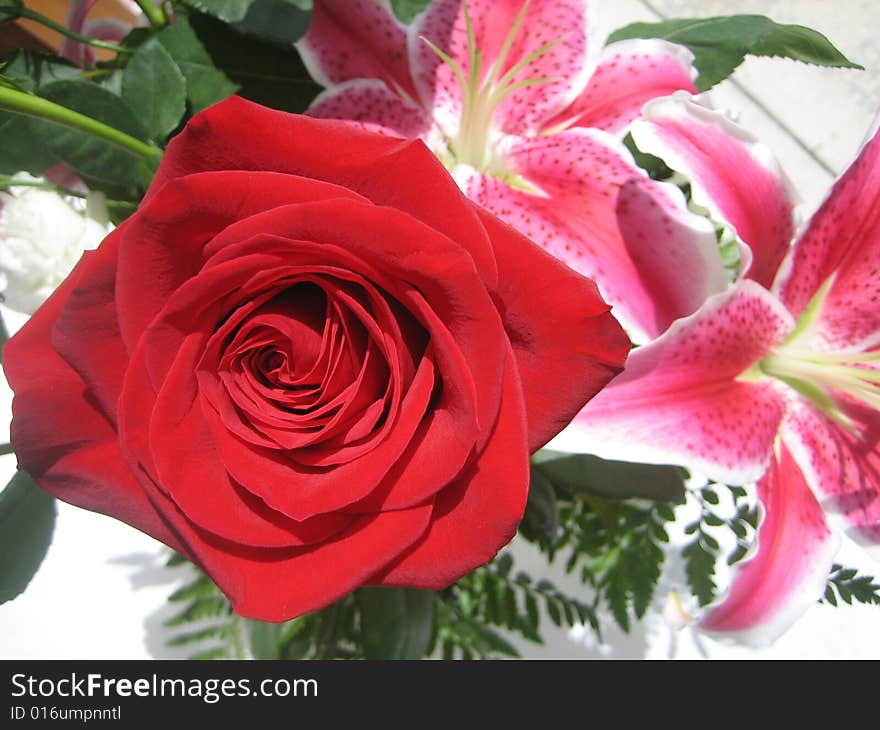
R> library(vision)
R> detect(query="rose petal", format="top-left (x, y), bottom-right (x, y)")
top-left (116, 170), bottom-right (368, 354)
top-left (373, 342), bottom-right (529, 588)
top-left (149, 99), bottom-right (499, 285)
top-left (6, 249), bottom-right (183, 553)
top-left (474, 206), bottom-right (629, 450)
top-left (52, 231), bottom-right (128, 424)
top-left (126, 458), bottom-right (435, 621)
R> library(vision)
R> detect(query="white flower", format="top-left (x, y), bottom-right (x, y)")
top-left (0, 175), bottom-right (113, 315)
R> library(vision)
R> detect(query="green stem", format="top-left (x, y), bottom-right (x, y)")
top-left (17, 7), bottom-right (130, 55)
top-left (0, 86), bottom-right (159, 160)
top-left (134, 0), bottom-right (167, 28)
top-left (0, 444), bottom-right (13, 457)
top-left (0, 175), bottom-right (87, 198)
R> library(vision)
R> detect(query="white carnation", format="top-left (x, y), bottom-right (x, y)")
top-left (0, 174), bottom-right (113, 315)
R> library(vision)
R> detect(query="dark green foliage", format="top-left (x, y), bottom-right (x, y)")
top-left (17, 80), bottom-right (151, 196)
top-left (163, 549), bottom-right (598, 660)
top-left (532, 450), bottom-right (686, 502)
top-left (524, 456), bottom-right (679, 634)
top-left (681, 481), bottom-right (758, 607)
top-left (0, 313), bottom-right (9, 360)
top-left (392, 0), bottom-right (431, 23)
top-left (154, 17), bottom-right (239, 114)
top-left (623, 132), bottom-right (674, 181)
top-left (608, 15), bottom-right (862, 91)
top-left (359, 587), bottom-right (434, 659)
top-left (0, 471), bottom-right (56, 604)
top-left (822, 564), bottom-right (880, 607)
top-left (121, 38), bottom-right (187, 139)
top-left (164, 560), bottom-right (244, 659)
top-left (1, 51), bottom-right (83, 92)
top-left (187, 11), bottom-right (321, 114)
top-left (432, 552), bottom-right (597, 659)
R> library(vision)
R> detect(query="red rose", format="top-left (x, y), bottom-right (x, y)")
top-left (3, 96), bottom-right (628, 621)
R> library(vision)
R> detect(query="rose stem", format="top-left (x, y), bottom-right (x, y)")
top-left (0, 86), bottom-right (161, 160)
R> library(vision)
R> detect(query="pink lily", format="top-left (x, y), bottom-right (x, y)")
top-left (59, 0), bottom-right (141, 68)
top-left (297, 0), bottom-right (723, 341)
top-left (552, 93), bottom-right (880, 645)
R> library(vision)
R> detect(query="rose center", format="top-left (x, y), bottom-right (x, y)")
top-left (424, 0), bottom-right (562, 174)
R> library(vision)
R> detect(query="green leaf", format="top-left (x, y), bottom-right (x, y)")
top-left (521, 467), bottom-right (560, 543)
top-left (1, 51), bottom-right (83, 92)
top-left (27, 81), bottom-right (149, 195)
top-left (0, 111), bottom-right (60, 176)
top-left (607, 15), bottom-right (862, 91)
top-left (0, 471), bottom-right (56, 604)
top-left (463, 618), bottom-right (521, 658)
top-left (247, 619), bottom-right (282, 659)
top-left (232, 0), bottom-right (312, 46)
top-left (122, 38), bottom-right (186, 140)
top-left (155, 16), bottom-right (239, 113)
top-left (392, 0), bottom-right (430, 23)
top-left (184, 0), bottom-right (311, 42)
top-left (533, 450), bottom-right (686, 502)
top-left (358, 586), bottom-right (435, 659)
top-left (184, 0), bottom-right (257, 22)
top-left (188, 11), bottom-right (321, 114)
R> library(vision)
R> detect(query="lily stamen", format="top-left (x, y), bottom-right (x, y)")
top-left (422, 0), bottom-right (565, 171)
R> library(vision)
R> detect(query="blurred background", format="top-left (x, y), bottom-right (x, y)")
top-left (2, 0), bottom-right (879, 659)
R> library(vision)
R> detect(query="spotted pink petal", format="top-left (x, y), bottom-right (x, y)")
top-left (783, 398), bottom-right (880, 557)
top-left (409, 0), bottom-right (591, 138)
top-left (549, 282), bottom-right (793, 484)
top-left (458, 128), bottom-right (724, 340)
top-left (615, 176), bottom-right (727, 339)
top-left (632, 93), bottom-right (799, 289)
top-left (775, 115), bottom-right (880, 351)
top-left (698, 441), bottom-right (839, 647)
top-left (308, 79), bottom-right (433, 138)
top-left (543, 38), bottom-right (697, 135)
top-left (297, 0), bottom-right (418, 100)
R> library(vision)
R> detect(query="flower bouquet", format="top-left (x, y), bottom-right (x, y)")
top-left (1, 0), bottom-right (878, 660)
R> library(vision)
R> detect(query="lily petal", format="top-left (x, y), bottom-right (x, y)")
top-left (297, 0), bottom-right (418, 99)
top-left (459, 128), bottom-right (725, 340)
top-left (409, 0), bottom-right (591, 138)
top-left (698, 441), bottom-right (839, 647)
top-left (775, 114), bottom-right (880, 351)
top-left (632, 92), bottom-right (799, 289)
top-left (549, 282), bottom-right (794, 485)
top-left (59, 0), bottom-right (99, 67)
top-left (308, 79), bottom-right (433, 138)
top-left (544, 38), bottom-right (697, 135)
top-left (615, 176), bottom-right (728, 339)
top-left (783, 398), bottom-right (880, 557)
